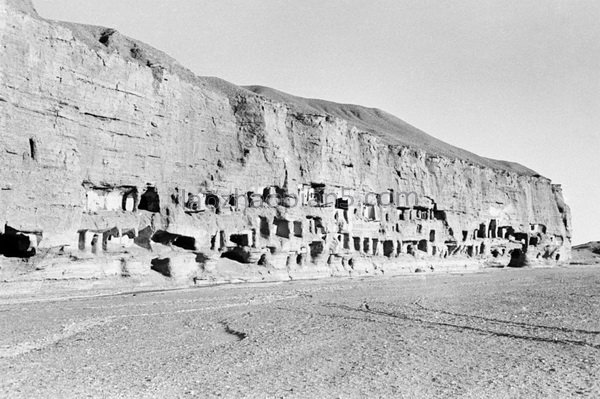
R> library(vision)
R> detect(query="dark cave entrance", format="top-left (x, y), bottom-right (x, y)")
top-left (309, 241), bottom-right (324, 261)
top-left (151, 231), bottom-right (196, 250)
top-left (274, 218), bottom-right (290, 238)
top-left (138, 187), bottom-right (160, 212)
top-left (205, 193), bottom-right (220, 212)
top-left (121, 187), bottom-right (138, 211)
top-left (335, 198), bottom-right (349, 210)
top-left (230, 233), bottom-right (250, 247)
top-left (259, 216), bottom-right (270, 238)
top-left (383, 240), bottom-right (394, 257)
top-left (0, 228), bottom-right (36, 258)
top-left (353, 237), bottom-right (361, 251)
top-left (293, 221), bottom-right (303, 238)
top-left (508, 248), bottom-right (524, 267)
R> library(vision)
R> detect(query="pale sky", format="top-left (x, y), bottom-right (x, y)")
top-left (33, 0), bottom-right (600, 245)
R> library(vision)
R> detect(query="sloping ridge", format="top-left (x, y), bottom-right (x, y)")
top-left (15, 0), bottom-right (538, 176)
top-left (571, 241), bottom-right (600, 265)
top-left (573, 242), bottom-right (600, 254)
top-left (244, 86), bottom-right (538, 176)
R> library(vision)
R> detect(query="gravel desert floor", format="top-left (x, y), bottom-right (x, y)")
top-left (0, 266), bottom-right (599, 398)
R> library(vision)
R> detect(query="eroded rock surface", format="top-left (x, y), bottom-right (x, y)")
top-left (0, 1), bottom-right (572, 287)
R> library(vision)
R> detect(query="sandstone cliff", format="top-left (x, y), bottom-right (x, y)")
top-left (0, 1), bottom-right (572, 286)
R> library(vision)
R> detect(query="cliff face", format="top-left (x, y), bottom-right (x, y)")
top-left (0, 1), bottom-right (572, 282)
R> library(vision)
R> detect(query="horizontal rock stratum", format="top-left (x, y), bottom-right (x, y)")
top-left (0, 0), bottom-right (572, 287)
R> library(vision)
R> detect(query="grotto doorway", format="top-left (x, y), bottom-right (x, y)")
top-left (138, 187), bottom-right (160, 212)
top-left (508, 248), bottom-right (524, 267)
top-left (383, 240), bottom-right (394, 257)
top-left (0, 227), bottom-right (36, 258)
top-left (151, 231), bottom-right (196, 250)
top-left (205, 193), bottom-right (220, 212)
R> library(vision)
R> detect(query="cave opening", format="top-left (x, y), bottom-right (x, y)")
top-left (91, 234), bottom-right (100, 254)
top-left (262, 186), bottom-right (286, 206)
top-left (310, 183), bottom-right (326, 207)
top-left (488, 219), bottom-right (497, 238)
top-left (274, 218), bottom-right (290, 238)
top-left (353, 237), bottom-right (361, 251)
top-left (309, 241), bottom-right (324, 259)
top-left (433, 210), bottom-right (446, 221)
top-left (335, 198), bottom-right (349, 210)
top-left (151, 258), bottom-right (171, 277)
top-left (501, 226), bottom-right (515, 239)
top-left (122, 188), bottom-right (138, 211)
top-left (98, 29), bottom-right (115, 46)
top-left (398, 208), bottom-right (406, 221)
top-left (230, 233), bottom-right (249, 247)
top-left (508, 248), bottom-right (524, 267)
top-left (342, 233), bottom-right (350, 249)
top-left (466, 245), bottom-right (474, 257)
top-left (102, 228), bottom-right (120, 252)
top-left (0, 229), bottom-right (35, 258)
top-left (364, 205), bottom-right (376, 221)
top-left (258, 254), bottom-right (267, 266)
top-left (445, 242), bottom-right (457, 254)
top-left (151, 231), bottom-right (196, 250)
top-left (205, 193), bottom-right (220, 212)
top-left (313, 217), bottom-right (324, 234)
top-left (416, 207), bottom-right (429, 220)
top-left (221, 247), bottom-right (251, 263)
top-left (78, 230), bottom-right (86, 251)
top-left (293, 221), bottom-right (303, 238)
top-left (477, 223), bottom-right (487, 239)
top-left (259, 216), bottom-right (270, 238)
top-left (171, 234), bottom-right (196, 251)
top-left (363, 238), bottom-right (370, 254)
top-left (513, 233), bottom-right (528, 245)
top-left (138, 187), bottom-right (160, 212)
top-left (383, 240), bottom-right (394, 257)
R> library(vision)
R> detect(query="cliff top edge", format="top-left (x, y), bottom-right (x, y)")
top-left (12, 0), bottom-right (540, 177)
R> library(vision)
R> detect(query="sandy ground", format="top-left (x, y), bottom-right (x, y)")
top-left (0, 265), bottom-right (598, 398)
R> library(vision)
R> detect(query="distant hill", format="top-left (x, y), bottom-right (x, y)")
top-left (244, 86), bottom-right (539, 176)
top-left (571, 242), bottom-right (600, 265)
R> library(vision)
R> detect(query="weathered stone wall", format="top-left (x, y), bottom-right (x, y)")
top-left (0, 1), bottom-right (571, 281)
